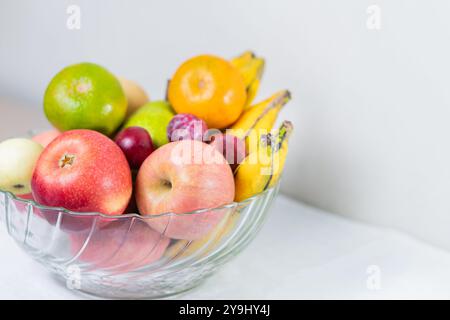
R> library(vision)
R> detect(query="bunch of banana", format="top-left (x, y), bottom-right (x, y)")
top-left (234, 121), bottom-right (293, 202)
top-left (230, 53), bottom-right (293, 202)
top-left (230, 90), bottom-right (291, 153)
top-left (231, 51), bottom-right (265, 108)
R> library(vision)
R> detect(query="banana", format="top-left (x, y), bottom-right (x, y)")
top-left (234, 121), bottom-right (293, 202)
top-left (231, 51), bottom-right (265, 108)
top-left (230, 90), bottom-right (291, 152)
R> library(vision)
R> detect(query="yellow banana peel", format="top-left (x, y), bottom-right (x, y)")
top-left (229, 90), bottom-right (291, 153)
top-left (231, 51), bottom-right (265, 108)
top-left (234, 121), bottom-right (293, 202)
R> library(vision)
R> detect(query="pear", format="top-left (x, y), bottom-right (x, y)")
top-left (118, 77), bottom-right (150, 118)
top-left (124, 101), bottom-right (175, 148)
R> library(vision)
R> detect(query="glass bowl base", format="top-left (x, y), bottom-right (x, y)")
top-left (52, 272), bottom-right (210, 300)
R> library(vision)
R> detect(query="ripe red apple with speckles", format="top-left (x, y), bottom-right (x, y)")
top-left (31, 129), bottom-right (133, 219)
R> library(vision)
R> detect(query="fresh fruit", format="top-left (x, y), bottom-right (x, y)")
top-left (168, 55), bottom-right (247, 129)
top-left (167, 113), bottom-right (208, 142)
top-left (234, 121), bottom-right (293, 202)
top-left (118, 77), bottom-right (150, 118)
top-left (17, 193), bottom-right (34, 200)
top-left (230, 90), bottom-right (291, 157)
top-left (44, 62), bottom-right (127, 136)
top-left (32, 129), bottom-right (60, 147)
top-left (209, 133), bottom-right (246, 172)
top-left (230, 90), bottom-right (291, 151)
top-left (124, 100), bottom-right (175, 148)
top-left (114, 126), bottom-right (154, 170)
top-left (136, 140), bottom-right (235, 240)
top-left (231, 51), bottom-right (265, 108)
top-left (31, 129), bottom-right (132, 215)
top-left (70, 219), bottom-right (169, 272)
top-left (0, 138), bottom-right (43, 195)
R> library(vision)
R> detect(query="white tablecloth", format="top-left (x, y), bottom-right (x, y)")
top-left (1, 195), bottom-right (450, 299)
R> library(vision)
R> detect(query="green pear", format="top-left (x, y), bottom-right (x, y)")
top-left (124, 101), bottom-right (175, 147)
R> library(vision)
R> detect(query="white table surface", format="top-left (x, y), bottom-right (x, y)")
top-left (1, 194), bottom-right (450, 300)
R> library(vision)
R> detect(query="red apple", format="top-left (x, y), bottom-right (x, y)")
top-left (136, 140), bottom-right (235, 240)
top-left (32, 129), bottom-right (60, 147)
top-left (70, 218), bottom-right (170, 272)
top-left (31, 129), bottom-right (132, 218)
top-left (209, 133), bottom-right (246, 172)
top-left (114, 126), bottom-right (154, 170)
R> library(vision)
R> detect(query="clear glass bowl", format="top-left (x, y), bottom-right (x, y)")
top-left (0, 182), bottom-right (280, 299)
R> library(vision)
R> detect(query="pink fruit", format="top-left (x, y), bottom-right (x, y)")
top-left (209, 133), bottom-right (246, 172)
top-left (114, 126), bottom-right (154, 170)
top-left (31, 129), bottom-right (132, 216)
top-left (70, 218), bottom-right (170, 272)
top-left (136, 140), bottom-right (235, 240)
top-left (12, 195), bottom-right (34, 219)
top-left (13, 194), bottom-right (50, 222)
top-left (17, 193), bottom-right (34, 200)
top-left (166, 113), bottom-right (208, 142)
top-left (32, 129), bottom-right (60, 147)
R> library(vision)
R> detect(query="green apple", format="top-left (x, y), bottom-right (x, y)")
top-left (124, 100), bottom-right (175, 147)
top-left (0, 138), bottom-right (43, 195)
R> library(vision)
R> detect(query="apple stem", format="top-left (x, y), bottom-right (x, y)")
top-left (59, 153), bottom-right (76, 168)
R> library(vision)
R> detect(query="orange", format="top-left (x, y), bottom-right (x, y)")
top-left (168, 55), bottom-right (247, 129)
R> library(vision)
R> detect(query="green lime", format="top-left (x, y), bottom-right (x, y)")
top-left (124, 101), bottom-right (175, 147)
top-left (44, 62), bottom-right (127, 136)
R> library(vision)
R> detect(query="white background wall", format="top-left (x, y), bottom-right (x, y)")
top-left (1, 0), bottom-right (450, 249)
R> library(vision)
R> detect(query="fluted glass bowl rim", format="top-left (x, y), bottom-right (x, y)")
top-left (0, 184), bottom-right (277, 220)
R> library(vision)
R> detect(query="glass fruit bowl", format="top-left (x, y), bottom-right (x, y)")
top-left (0, 182), bottom-right (280, 299)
